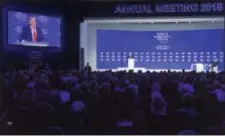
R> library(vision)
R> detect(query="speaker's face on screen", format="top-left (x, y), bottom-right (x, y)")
top-left (29, 17), bottom-right (37, 27)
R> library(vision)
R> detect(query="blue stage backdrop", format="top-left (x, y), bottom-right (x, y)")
top-left (97, 29), bottom-right (224, 70)
top-left (7, 11), bottom-right (61, 48)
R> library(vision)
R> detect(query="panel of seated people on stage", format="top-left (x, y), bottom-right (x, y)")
top-left (97, 29), bottom-right (224, 71)
top-left (7, 11), bottom-right (61, 48)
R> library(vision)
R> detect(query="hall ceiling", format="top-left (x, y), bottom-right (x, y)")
top-left (3, 0), bottom-right (204, 4)
top-left (81, 0), bottom-right (149, 1)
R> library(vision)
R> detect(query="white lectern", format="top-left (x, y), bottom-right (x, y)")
top-left (195, 63), bottom-right (204, 73)
top-left (128, 58), bottom-right (135, 69)
top-left (21, 41), bottom-right (49, 47)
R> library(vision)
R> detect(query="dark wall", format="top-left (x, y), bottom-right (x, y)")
top-left (81, 1), bottom-right (225, 17)
top-left (63, 3), bottom-right (82, 69)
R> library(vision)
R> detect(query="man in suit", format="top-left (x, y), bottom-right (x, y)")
top-left (211, 58), bottom-right (218, 72)
top-left (84, 62), bottom-right (92, 74)
top-left (128, 53), bottom-right (133, 59)
top-left (20, 17), bottom-right (44, 42)
top-left (212, 58), bottom-right (218, 67)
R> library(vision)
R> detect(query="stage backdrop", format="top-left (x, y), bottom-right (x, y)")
top-left (97, 29), bottom-right (224, 70)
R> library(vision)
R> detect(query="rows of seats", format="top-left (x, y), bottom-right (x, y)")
top-left (0, 62), bottom-right (225, 134)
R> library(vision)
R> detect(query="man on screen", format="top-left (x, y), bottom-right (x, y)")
top-left (20, 17), bottom-right (44, 42)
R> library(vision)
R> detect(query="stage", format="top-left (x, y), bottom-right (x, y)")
top-left (97, 67), bottom-right (192, 73)
top-left (80, 17), bottom-right (224, 72)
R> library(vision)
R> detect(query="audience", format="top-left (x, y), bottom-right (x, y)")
top-left (1, 62), bottom-right (225, 134)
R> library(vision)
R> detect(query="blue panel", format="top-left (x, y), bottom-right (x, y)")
top-left (97, 29), bottom-right (224, 71)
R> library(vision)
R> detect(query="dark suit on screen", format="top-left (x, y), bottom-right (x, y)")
top-left (20, 25), bottom-right (44, 42)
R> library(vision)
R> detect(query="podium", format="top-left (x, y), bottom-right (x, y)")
top-left (128, 58), bottom-right (135, 69)
top-left (21, 41), bottom-right (49, 47)
top-left (195, 63), bottom-right (204, 72)
top-left (191, 63), bottom-right (204, 72)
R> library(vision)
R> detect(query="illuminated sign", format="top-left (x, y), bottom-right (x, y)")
top-left (114, 2), bottom-right (224, 14)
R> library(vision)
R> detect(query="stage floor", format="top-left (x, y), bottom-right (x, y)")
top-left (97, 67), bottom-right (192, 72)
